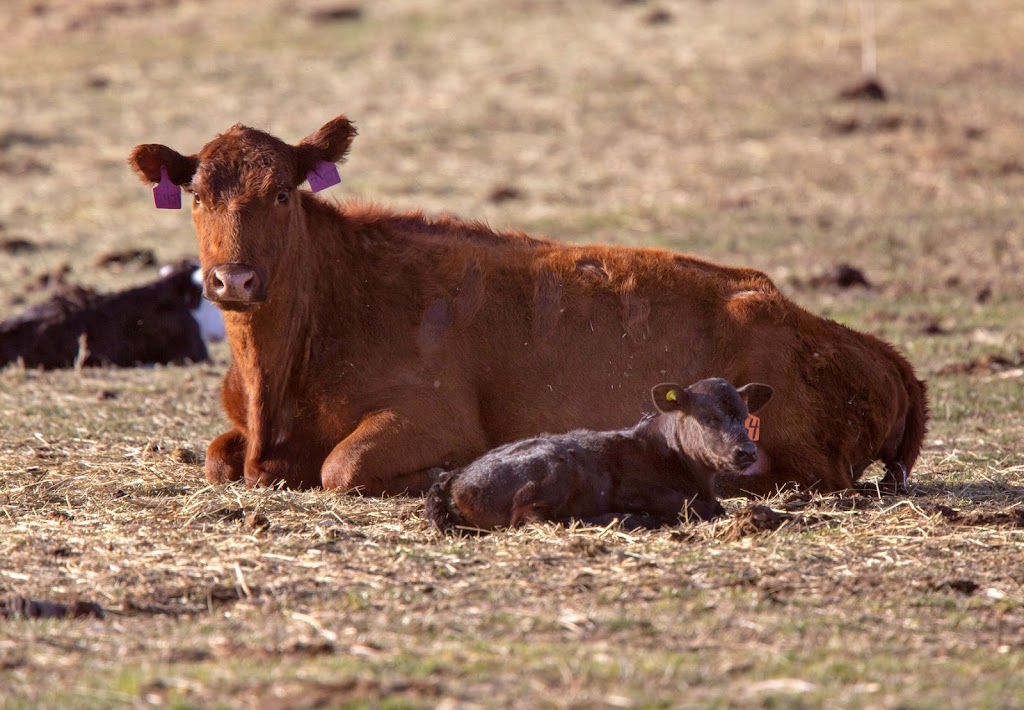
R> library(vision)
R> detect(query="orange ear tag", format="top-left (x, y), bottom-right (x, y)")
top-left (745, 414), bottom-right (761, 442)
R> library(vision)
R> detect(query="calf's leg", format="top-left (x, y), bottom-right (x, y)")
top-left (505, 464), bottom-right (579, 528)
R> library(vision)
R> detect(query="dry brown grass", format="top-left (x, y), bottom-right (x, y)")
top-left (2, 0), bottom-right (1024, 706)
top-left (2, 389), bottom-right (1022, 706)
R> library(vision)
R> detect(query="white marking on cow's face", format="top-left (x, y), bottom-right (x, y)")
top-left (190, 268), bottom-right (225, 343)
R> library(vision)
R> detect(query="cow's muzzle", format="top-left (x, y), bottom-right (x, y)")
top-left (205, 263), bottom-right (267, 310)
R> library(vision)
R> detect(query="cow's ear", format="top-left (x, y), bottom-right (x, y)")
top-left (652, 383), bottom-right (689, 413)
top-left (738, 383), bottom-right (774, 413)
top-left (297, 114), bottom-right (357, 169)
top-left (129, 144), bottom-right (197, 185)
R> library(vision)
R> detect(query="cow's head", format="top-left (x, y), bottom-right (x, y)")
top-left (652, 378), bottom-right (773, 474)
top-left (128, 115), bottom-right (356, 312)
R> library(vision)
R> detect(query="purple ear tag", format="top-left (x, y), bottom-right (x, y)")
top-left (306, 160), bottom-right (341, 192)
top-left (153, 165), bottom-right (182, 209)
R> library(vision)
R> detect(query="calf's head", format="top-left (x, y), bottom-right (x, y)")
top-left (128, 115), bottom-right (357, 311)
top-left (651, 378), bottom-right (773, 473)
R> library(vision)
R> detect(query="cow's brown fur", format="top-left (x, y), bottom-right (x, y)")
top-left (128, 115), bottom-right (928, 497)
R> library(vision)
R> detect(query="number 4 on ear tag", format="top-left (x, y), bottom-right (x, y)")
top-left (745, 414), bottom-right (761, 442)
top-left (306, 160), bottom-right (341, 192)
top-left (153, 165), bottom-right (181, 209)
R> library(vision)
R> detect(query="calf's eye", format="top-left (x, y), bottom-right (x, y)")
top-left (193, 193), bottom-right (201, 205)
top-left (276, 189), bottom-right (289, 204)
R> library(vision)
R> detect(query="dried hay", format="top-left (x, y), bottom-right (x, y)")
top-left (2, 0), bottom-right (1024, 703)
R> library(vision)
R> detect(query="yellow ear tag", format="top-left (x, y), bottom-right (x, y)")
top-left (665, 389), bottom-right (678, 402)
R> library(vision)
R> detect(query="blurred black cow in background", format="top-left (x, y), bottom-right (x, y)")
top-left (0, 260), bottom-right (222, 369)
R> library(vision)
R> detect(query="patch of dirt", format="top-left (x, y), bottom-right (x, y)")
top-left (644, 8), bottom-right (673, 25)
top-left (3, 0), bottom-right (181, 44)
top-left (307, 4), bottom-right (363, 22)
top-left (714, 503), bottom-right (823, 541)
top-left (28, 263), bottom-right (72, 292)
top-left (935, 505), bottom-right (1024, 528)
top-left (930, 578), bottom-right (980, 595)
top-left (823, 113), bottom-right (915, 135)
top-left (937, 352), bottom-right (1024, 376)
top-left (0, 157), bottom-right (50, 176)
top-left (920, 320), bottom-right (948, 336)
top-left (123, 582), bottom-right (260, 617)
top-left (95, 249), bottom-right (157, 269)
top-left (170, 446), bottom-right (202, 464)
top-left (0, 130), bottom-right (55, 150)
top-left (224, 678), bottom-right (443, 710)
top-left (1, 594), bottom-right (104, 620)
top-left (488, 185), bottom-right (524, 203)
top-left (804, 263), bottom-right (871, 289)
top-left (0, 238), bottom-right (39, 255)
top-left (837, 77), bottom-right (888, 102)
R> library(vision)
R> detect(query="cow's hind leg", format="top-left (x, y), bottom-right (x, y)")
top-left (321, 409), bottom-right (487, 496)
top-left (206, 430), bottom-right (246, 484)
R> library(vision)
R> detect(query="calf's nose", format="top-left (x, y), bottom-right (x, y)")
top-left (734, 441), bottom-right (758, 467)
top-left (206, 264), bottom-right (265, 305)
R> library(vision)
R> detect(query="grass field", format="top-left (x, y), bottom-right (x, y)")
top-left (2, 0), bottom-right (1023, 706)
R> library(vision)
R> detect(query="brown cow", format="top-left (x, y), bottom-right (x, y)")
top-left (127, 115), bottom-right (927, 497)
top-left (425, 378), bottom-right (774, 532)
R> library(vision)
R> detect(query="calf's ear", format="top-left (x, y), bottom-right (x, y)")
top-left (297, 114), bottom-right (357, 168)
top-left (129, 144), bottom-right (197, 185)
top-left (652, 383), bottom-right (689, 413)
top-left (738, 383), bottom-right (774, 413)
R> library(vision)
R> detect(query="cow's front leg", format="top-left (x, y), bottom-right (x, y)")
top-left (243, 433), bottom-right (327, 490)
top-left (321, 409), bottom-right (487, 496)
top-left (206, 430), bottom-right (246, 484)
top-left (207, 428), bottom-right (323, 489)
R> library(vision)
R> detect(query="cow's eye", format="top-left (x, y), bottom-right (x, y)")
top-left (276, 189), bottom-right (289, 204)
top-left (193, 192), bottom-right (201, 206)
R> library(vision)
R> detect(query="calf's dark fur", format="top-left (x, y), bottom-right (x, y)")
top-left (425, 378), bottom-right (773, 532)
top-left (0, 262), bottom-right (207, 369)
